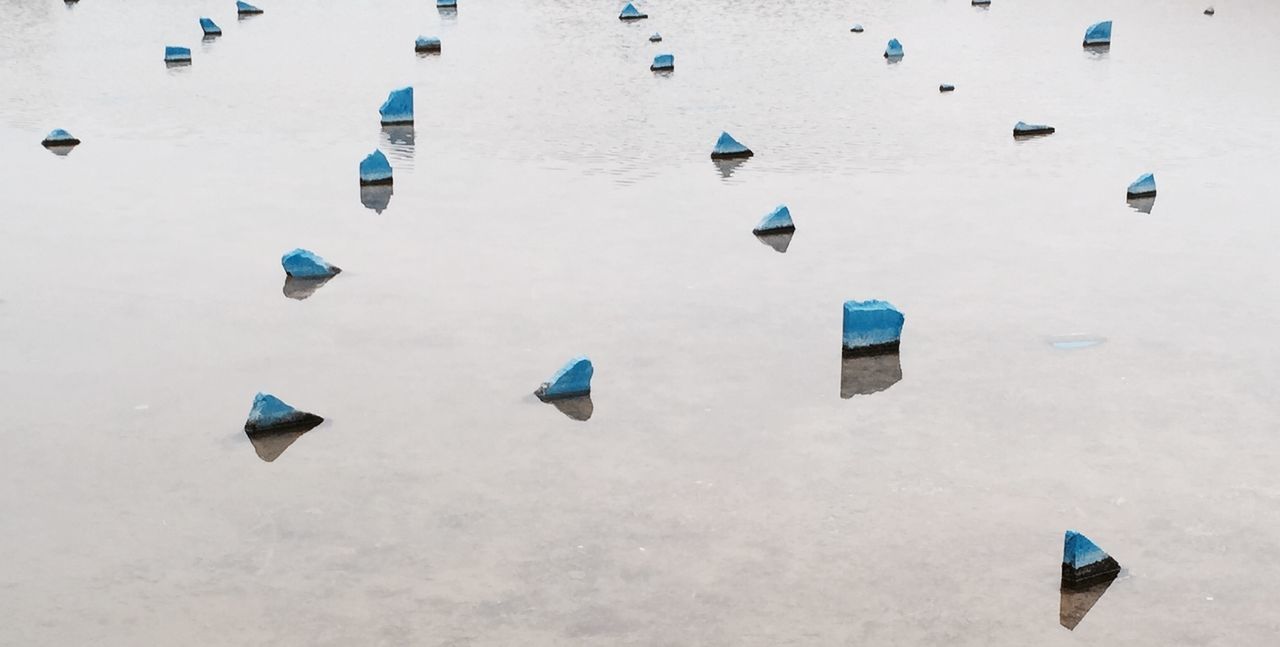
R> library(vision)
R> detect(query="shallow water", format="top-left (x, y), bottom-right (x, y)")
top-left (4, 0), bottom-right (1280, 644)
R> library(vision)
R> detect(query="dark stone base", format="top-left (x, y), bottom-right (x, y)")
top-left (416, 46), bottom-right (442, 53)
top-left (842, 340), bottom-right (901, 358)
top-left (1082, 41), bottom-right (1110, 48)
top-left (380, 119), bottom-right (413, 126)
top-left (1061, 557), bottom-right (1121, 589)
top-left (204, 30), bottom-right (223, 36)
top-left (238, 9), bottom-right (263, 15)
top-left (620, 15), bottom-right (648, 21)
top-left (752, 225), bottom-right (796, 235)
top-left (939, 85), bottom-right (955, 92)
top-left (535, 384), bottom-right (590, 402)
top-left (1126, 190), bottom-right (1156, 198)
top-left (360, 177), bottom-right (393, 186)
top-left (245, 412), bottom-right (324, 435)
top-left (650, 65), bottom-right (673, 71)
top-left (710, 150), bottom-right (753, 160)
top-left (42, 139), bottom-right (80, 147)
top-left (1013, 127), bottom-right (1055, 137)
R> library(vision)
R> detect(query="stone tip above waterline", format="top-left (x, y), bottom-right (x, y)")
top-left (711, 131), bottom-right (752, 159)
top-left (379, 86), bottom-right (414, 125)
top-left (1126, 172), bottom-right (1156, 198)
top-left (1204, 6), bottom-right (1215, 15)
top-left (359, 149), bottom-right (393, 186)
top-left (437, 0), bottom-right (457, 7)
top-left (281, 248), bottom-right (341, 279)
top-left (236, 0), bottom-right (263, 15)
top-left (650, 53), bottom-right (674, 71)
top-left (536, 356), bottom-right (594, 401)
top-left (415, 36), bottom-right (442, 52)
top-left (753, 205), bottom-right (795, 234)
top-left (164, 46), bottom-right (192, 63)
top-left (649, 32), bottom-right (662, 42)
top-left (245, 392), bottom-right (323, 434)
top-left (842, 299), bottom-right (904, 356)
top-left (939, 84), bottom-right (955, 92)
top-left (1062, 530), bottom-right (1121, 589)
top-left (884, 38), bottom-right (903, 58)
top-left (41, 128), bottom-right (80, 147)
top-left (619, 2), bottom-right (647, 20)
top-left (972, 0), bottom-right (991, 5)
top-left (1083, 20), bottom-right (1112, 46)
top-left (1013, 121), bottom-right (1055, 136)
top-left (850, 24), bottom-right (864, 33)
top-left (200, 17), bottom-right (222, 35)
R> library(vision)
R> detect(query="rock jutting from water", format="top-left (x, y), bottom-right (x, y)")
top-left (843, 300), bottom-right (904, 357)
top-left (710, 131), bottom-right (752, 159)
top-left (753, 205), bottom-right (795, 235)
top-left (535, 356), bottom-right (594, 401)
top-left (1083, 20), bottom-right (1112, 47)
top-left (437, 0), bottom-right (457, 7)
top-left (649, 33), bottom-right (662, 42)
top-left (884, 38), bottom-right (903, 58)
top-left (415, 36), bottom-right (442, 53)
top-left (164, 46), bottom-right (192, 63)
top-left (244, 392), bottom-right (323, 434)
top-left (200, 17), bottom-right (222, 36)
top-left (972, 0), bottom-right (991, 5)
top-left (1061, 530), bottom-right (1122, 589)
top-left (1127, 173), bottom-right (1156, 198)
top-left (939, 84), bottom-right (955, 92)
top-left (359, 149), bottom-right (393, 186)
top-left (650, 53), bottom-right (674, 71)
top-left (619, 2), bottom-right (647, 20)
top-left (41, 129), bottom-right (80, 148)
top-left (1013, 121), bottom-right (1055, 137)
top-left (379, 86), bottom-right (414, 125)
top-left (1204, 7), bottom-right (1215, 15)
top-left (236, 1), bottom-right (263, 15)
top-left (281, 248), bottom-right (341, 279)
top-left (850, 24), bottom-right (864, 33)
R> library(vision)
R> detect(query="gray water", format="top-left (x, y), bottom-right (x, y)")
top-left (4, 0), bottom-right (1280, 644)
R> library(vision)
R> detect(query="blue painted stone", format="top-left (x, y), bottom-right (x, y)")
top-left (884, 38), bottom-right (903, 58)
top-left (281, 248), bottom-right (341, 279)
top-left (650, 53), bottom-right (674, 71)
top-left (939, 84), bottom-right (955, 92)
top-left (1083, 20), bottom-right (1112, 46)
top-left (415, 36), bottom-right (442, 52)
top-left (359, 149), bottom-right (393, 186)
top-left (753, 205), bottom-right (794, 234)
top-left (619, 2), bottom-right (647, 20)
top-left (379, 86), bottom-right (414, 125)
top-left (41, 129), bottom-right (80, 146)
top-left (850, 24), bottom-right (864, 33)
top-left (1013, 121), bottom-right (1055, 136)
top-left (649, 32), bottom-right (662, 42)
top-left (245, 392), bottom-right (322, 433)
top-left (236, 1), bottom-right (263, 15)
top-left (200, 17), bottom-right (222, 35)
top-left (711, 131), bottom-right (753, 159)
top-left (164, 46), bottom-right (192, 63)
top-left (842, 300), bottom-right (904, 355)
top-left (1127, 173), bottom-right (1156, 198)
top-left (536, 356), bottom-right (594, 400)
top-left (1062, 530), bottom-right (1121, 588)
top-left (437, 0), bottom-right (457, 7)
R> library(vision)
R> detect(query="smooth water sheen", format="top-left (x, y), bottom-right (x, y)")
top-left (3, 0), bottom-right (1280, 645)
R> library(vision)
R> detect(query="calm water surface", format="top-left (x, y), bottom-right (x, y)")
top-left (4, 0), bottom-right (1280, 644)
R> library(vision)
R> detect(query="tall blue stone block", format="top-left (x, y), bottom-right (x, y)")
top-left (359, 149), bottom-right (393, 186)
top-left (650, 53), bottom-right (674, 71)
top-left (842, 300), bottom-right (904, 356)
top-left (415, 36), bottom-right (442, 52)
top-left (236, 1), bottom-right (263, 15)
top-left (164, 46), bottom-right (192, 63)
top-left (753, 205), bottom-right (794, 234)
top-left (619, 2), bottom-right (647, 20)
top-left (1062, 530), bottom-right (1121, 588)
top-left (282, 248), bottom-right (341, 279)
top-left (41, 129), bottom-right (80, 147)
top-left (711, 131), bottom-right (753, 159)
top-left (1013, 121), bottom-right (1055, 136)
top-left (884, 38), bottom-right (903, 58)
top-left (1127, 173), bottom-right (1156, 198)
top-left (536, 356), bottom-right (593, 400)
top-left (245, 392), bottom-right (323, 434)
top-left (200, 17), bottom-right (222, 35)
top-left (379, 86), bottom-right (414, 125)
top-left (1083, 20), bottom-right (1112, 46)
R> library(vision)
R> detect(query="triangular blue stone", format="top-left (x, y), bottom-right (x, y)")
top-left (281, 248), bottom-right (341, 279)
top-left (1083, 20), bottom-right (1112, 45)
top-left (1127, 173), bottom-right (1156, 197)
top-left (536, 356), bottom-right (593, 400)
top-left (753, 205), bottom-right (794, 234)
top-left (359, 149), bottom-right (393, 185)
top-left (200, 17), bottom-right (222, 35)
top-left (236, 1), bottom-right (263, 15)
top-left (245, 392), bottom-right (323, 433)
top-left (711, 131), bottom-right (752, 159)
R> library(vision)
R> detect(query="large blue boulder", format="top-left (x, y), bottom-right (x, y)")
top-left (360, 149), bottom-right (393, 185)
top-left (1062, 530), bottom-right (1121, 588)
top-left (753, 205), bottom-right (794, 234)
top-left (200, 17), bottom-right (222, 36)
top-left (281, 248), bottom-right (341, 278)
top-left (711, 131), bottom-right (753, 159)
top-left (41, 129), bottom-right (80, 147)
top-left (536, 356), bottom-right (593, 400)
top-left (164, 46), bottom-right (192, 63)
top-left (415, 36), bottom-right (442, 53)
top-left (650, 53), bottom-right (674, 71)
top-left (1083, 20), bottom-right (1112, 46)
top-left (236, 1), bottom-right (263, 15)
top-left (884, 38), bottom-right (903, 58)
top-left (1013, 121), bottom-right (1055, 136)
top-left (619, 2), bottom-right (647, 20)
top-left (842, 300), bottom-right (904, 356)
top-left (244, 392), bottom-right (323, 434)
top-left (379, 86), bottom-right (414, 125)
top-left (1126, 173), bottom-right (1156, 198)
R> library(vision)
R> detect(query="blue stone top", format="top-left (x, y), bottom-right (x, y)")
top-left (649, 32), bottom-right (662, 41)
top-left (619, 2), bottom-right (646, 19)
top-left (44, 128), bottom-right (76, 143)
top-left (754, 205), bottom-right (793, 233)
top-left (1128, 172), bottom-right (1156, 195)
top-left (713, 131), bottom-right (750, 156)
top-left (236, 1), bottom-right (263, 13)
top-left (540, 356), bottom-right (594, 399)
top-left (416, 36), bottom-right (441, 47)
top-left (246, 392), bottom-right (310, 430)
top-left (1014, 121), bottom-right (1052, 132)
top-left (200, 17), bottom-right (221, 34)
top-left (652, 53), bottom-right (674, 69)
top-left (281, 248), bottom-right (341, 278)
top-left (843, 299), bottom-right (905, 349)
top-left (360, 149), bottom-right (393, 182)
top-left (1063, 530), bottom-right (1112, 569)
top-left (379, 86), bottom-right (414, 124)
top-left (884, 38), bottom-right (904, 57)
top-left (165, 46), bottom-right (192, 61)
top-left (437, 0), bottom-right (457, 6)
top-left (1084, 20), bottom-right (1112, 44)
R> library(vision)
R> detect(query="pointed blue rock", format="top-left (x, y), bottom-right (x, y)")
top-left (536, 356), bottom-right (593, 400)
top-left (245, 392), bottom-right (323, 433)
top-left (200, 17), bottom-right (222, 35)
top-left (281, 248), bottom-right (341, 279)
top-left (650, 53), bottom-right (674, 71)
top-left (1062, 530), bottom-right (1121, 588)
top-left (649, 32), bottom-right (662, 42)
top-left (1013, 121), bottom-right (1055, 136)
top-left (41, 129), bottom-right (80, 146)
top-left (379, 86), bottom-right (413, 125)
top-left (843, 300), bottom-right (904, 356)
top-left (1126, 173), bottom-right (1156, 198)
top-left (884, 38), bottom-right (903, 58)
top-left (753, 205), bottom-right (794, 234)
top-left (619, 2), bottom-right (647, 20)
top-left (236, 1), bottom-right (263, 15)
top-left (359, 149), bottom-right (393, 186)
top-left (164, 46), bottom-right (192, 63)
top-left (415, 36), bottom-right (442, 52)
top-left (1083, 20), bottom-right (1112, 46)
top-left (711, 131), bottom-right (753, 159)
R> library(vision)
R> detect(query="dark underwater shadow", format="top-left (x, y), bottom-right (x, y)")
top-left (549, 394), bottom-right (594, 421)
top-left (711, 157), bottom-right (750, 179)
top-left (360, 184), bottom-right (393, 213)
top-left (282, 275), bottom-right (337, 300)
top-left (840, 351), bottom-right (902, 398)
top-left (1060, 577), bottom-right (1115, 630)
top-left (1126, 196), bottom-right (1155, 214)
top-left (754, 231), bottom-right (794, 253)
top-left (246, 418), bottom-right (324, 462)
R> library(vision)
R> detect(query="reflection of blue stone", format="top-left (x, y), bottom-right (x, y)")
top-left (41, 129), bottom-right (80, 147)
top-left (1126, 173), bottom-right (1156, 198)
top-left (884, 38), bottom-right (903, 58)
top-left (1062, 530), bottom-right (1121, 588)
top-left (164, 46), bottom-right (192, 63)
top-left (1083, 20), bottom-right (1112, 46)
top-left (415, 36), bottom-right (442, 53)
top-left (245, 392), bottom-right (323, 434)
top-left (281, 248), bottom-right (341, 279)
top-left (1013, 121), bottom-right (1055, 136)
top-left (200, 17), bottom-right (222, 35)
top-left (850, 24), bottom-right (864, 33)
top-left (649, 32), bottom-right (662, 42)
top-left (359, 149), bottom-right (393, 186)
top-left (753, 205), bottom-right (794, 234)
top-left (236, 1), bottom-right (263, 15)
top-left (619, 2), bottom-right (647, 20)
top-left (939, 84), bottom-right (955, 92)
top-left (379, 86), bottom-right (414, 125)
top-left (843, 300), bottom-right (904, 356)
top-left (711, 131), bottom-right (752, 159)
top-left (650, 53), bottom-right (674, 71)
top-left (360, 185), bottom-right (393, 213)
top-left (536, 356), bottom-right (594, 400)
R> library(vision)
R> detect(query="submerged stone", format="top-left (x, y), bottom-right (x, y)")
top-left (164, 46), bottom-right (192, 63)
top-left (1062, 530), bottom-right (1121, 589)
top-left (1060, 578), bottom-right (1115, 630)
top-left (200, 17), bottom-right (222, 35)
top-left (379, 86), bottom-right (414, 125)
top-left (1013, 121), bottom-right (1055, 136)
top-left (850, 24), bottom-right (864, 33)
top-left (711, 131), bottom-right (752, 159)
top-left (1126, 172), bottom-right (1156, 198)
top-left (550, 394), bottom-right (593, 421)
top-left (650, 53), bottom-right (674, 71)
top-left (649, 32), bottom-right (662, 42)
top-left (753, 204), bottom-right (794, 234)
top-left (619, 2), bottom-right (647, 20)
top-left (236, 1), bottom-right (263, 15)
top-left (535, 356), bottom-right (593, 401)
top-left (244, 392), bottom-right (323, 434)
top-left (939, 83), bottom-right (955, 92)
top-left (281, 248), bottom-right (341, 279)
top-left (884, 38), bottom-right (903, 58)
top-left (283, 274), bottom-right (337, 300)
top-left (359, 149), bottom-right (393, 186)
top-left (415, 36), bottom-right (442, 53)
top-left (360, 184), bottom-right (393, 212)
top-left (711, 157), bottom-right (750, 179)
top-left (755, 230), bottom-right (793, 253)
top-left (1083, 20), bottom-right (1112, 46)
top-left (41, 129), bottom-right (80, 147)
top-left (843, 299), bottom-right (904, 356)
top-left (841, 352), bottom-right (902, 398)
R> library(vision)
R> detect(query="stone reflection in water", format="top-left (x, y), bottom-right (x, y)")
top-left (381, 125), bottom-right (415, 165)
top-left (247, 426), bottom-right (317, 462)
top-left (550, 394), bottom-right (594, 421)
top-left (1059, 578), bottom-right (1115, 630)
top-left (360, 184), bottom-right (393, 213)
top-left (711, 157), bottom-right (750, 179)
top-left (840, 351), bottom-right (902, 398)
top-left (282, 275), bottom-right (337, 300)
top-left (1126, 196), bottom-right (1156, 214)
top-left (755, 230), bottom-right (794, 253)
top-left (1048, 334), bottom-right (1106, 350)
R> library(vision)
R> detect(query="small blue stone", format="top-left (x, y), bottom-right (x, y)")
top-left (1083, 20), bottom-right (1112, 46)
top-left (536, 356), bottom-right (594, 400)
top-left (41, 129), bottom-right (80, 146)
top-left (281, 248), bottom-right (341, 279)
top-left (711, 131), bottom-right (752, 159)
top-left (200, 17), bottom-right (222, 35)
top-left (753, 205), bottom-right (794, 234)
top-left (850, 24), bottom-right (864, 33)
top-left (649, 32), bottom-right (662, 42)
top-left (884, 38), bottom-right (903, 58)
top-left (359, 149), bottom-right (393, 186)
top-left (1126, 172), bottom-right (1156, 198)
top-left (415, 36), bottom-right (442, 52)
top-left (164, 46), bottom-right (192, 63)
top-left (842, 300), bottom-right (904, 355)
top-left (379, 86), bottom-right (414, 125)
top-left (236, 1), bottom-right (263, 15)
top-left (1013, 120), bottom-right (1055, 136)
top-left (619, 2), bottom-right (647, 20)
top-left (245, 392), bottom-right (322, 433)
top-left (650, 53), bottom-right (674, 71)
